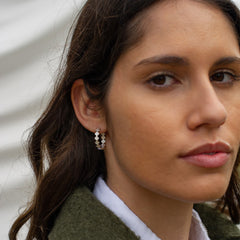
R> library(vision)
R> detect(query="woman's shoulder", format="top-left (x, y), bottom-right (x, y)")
top-left (49, 186), bottom-right (240, 240)
top-left (48, 186), bottom-right (140, 240)
top-left (194, 204), bottom-right (240, 240)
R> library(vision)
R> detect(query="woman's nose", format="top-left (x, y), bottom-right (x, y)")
top-left (186, 83), bottom-right (227, 131)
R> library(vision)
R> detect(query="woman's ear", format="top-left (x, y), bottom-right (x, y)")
top-left (71, 79), bottom-right (106, 133)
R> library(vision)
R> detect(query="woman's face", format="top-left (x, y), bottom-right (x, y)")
top-left (104, 0), bottom-right (240, 203)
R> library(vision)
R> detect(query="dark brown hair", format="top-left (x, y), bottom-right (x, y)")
top-left (9, 0), bottom-right (240, 239)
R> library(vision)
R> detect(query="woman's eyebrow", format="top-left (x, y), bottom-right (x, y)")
top-left (213, 56), bottom-right (240, 66)
top-left (134, 55), bottom-right (190, 68)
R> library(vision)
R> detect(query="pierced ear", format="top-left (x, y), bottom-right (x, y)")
top-left (71, 79), bottom-right (106, 133)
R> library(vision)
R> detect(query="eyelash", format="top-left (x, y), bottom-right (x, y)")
top-left (145, 70), bottom-right (240, 90)
top-left (210, 70), bottom-right (240, 86)
top-left (146, 72), bottom-right (178, 89)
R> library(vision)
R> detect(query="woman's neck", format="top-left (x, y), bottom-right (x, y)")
top-left (107, 174), bottom-right (193, 240)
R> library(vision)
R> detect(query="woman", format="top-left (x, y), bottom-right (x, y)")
top-left (9, 0), bottom-right (240, 239)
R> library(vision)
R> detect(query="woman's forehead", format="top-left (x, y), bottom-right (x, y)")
top-left (119, 0), bottom-right (239, 66)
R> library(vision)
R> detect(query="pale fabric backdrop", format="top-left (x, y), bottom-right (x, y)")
top-left (0, 0), bottom-right (240, 239)
top-left (0, 1), bottom-right (84, 239)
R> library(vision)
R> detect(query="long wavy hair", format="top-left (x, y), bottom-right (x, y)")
top-left (9, 0), bottom-right (240, 239)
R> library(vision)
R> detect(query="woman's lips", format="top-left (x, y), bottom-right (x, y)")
top-left (179, 142), bottom-right (232, 168)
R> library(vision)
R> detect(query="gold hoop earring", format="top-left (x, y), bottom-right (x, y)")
top-left (95, 128), bottom-right (106, 150)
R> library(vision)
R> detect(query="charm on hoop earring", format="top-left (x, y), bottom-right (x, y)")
top-left (95, 128), bottom-right (106, 150)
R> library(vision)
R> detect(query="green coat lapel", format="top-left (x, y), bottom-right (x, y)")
top-left (194, 204), bottom-right (240, 240)
top-left (49, 186), bottom-right (240, 240)
top-left (49, 186), bottom-right (140, 240)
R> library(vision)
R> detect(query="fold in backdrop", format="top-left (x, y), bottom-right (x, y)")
top-left (0, 1), bottom-right (84, 239)
top-left (0, 0), bottom-right (239, 239)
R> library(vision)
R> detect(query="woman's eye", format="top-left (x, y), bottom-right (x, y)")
top-left (210, 71), bottom-right (240, 85)
top-left (147, 74), bottom-right (177, 89)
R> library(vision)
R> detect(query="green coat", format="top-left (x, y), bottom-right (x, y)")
top-left (49, 186), bottom-right (240, 240)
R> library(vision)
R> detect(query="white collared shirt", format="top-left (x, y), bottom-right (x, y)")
top-left (93, 177), bottom-right (210, 240)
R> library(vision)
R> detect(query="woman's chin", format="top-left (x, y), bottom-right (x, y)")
top-left (183, 185), bottom-right (228, 203)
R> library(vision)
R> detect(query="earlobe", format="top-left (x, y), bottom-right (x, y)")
top-left (71, 79), bottom-right (106, 133)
